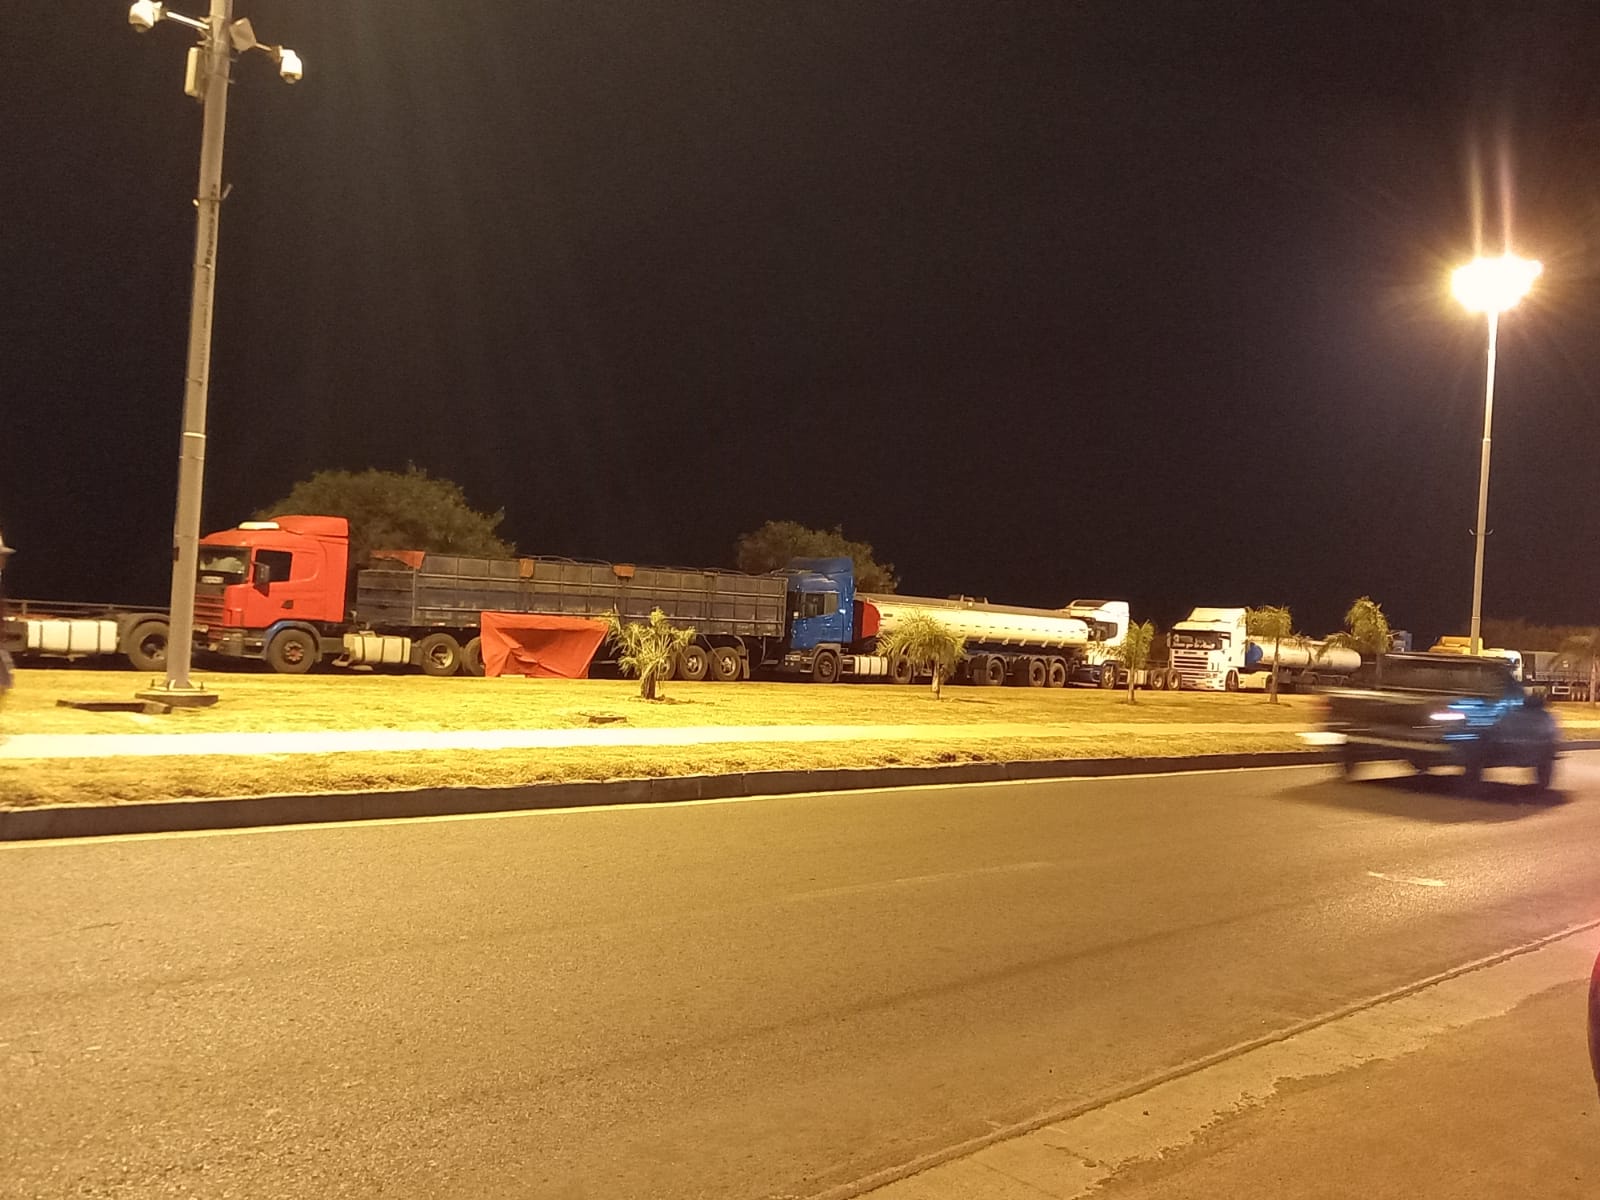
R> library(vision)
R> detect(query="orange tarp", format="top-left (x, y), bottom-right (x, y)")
top-left (478, 612), bottom-right (608, 679)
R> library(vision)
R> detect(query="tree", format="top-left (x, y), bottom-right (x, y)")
top-left (1327, 596), bottom-right (1392, 685)
top-left (255, 466), bottom-right (511, 567)
top-left (874, 612), bottom-right (965, 698)
top-left (606, 609), bottom-right (696, 700)
top-left (1246, 605), bottom-right (1295, 704)
top-left (1116, 619), bottom-right (1157, 704)
top-left (1558, 628), bottom-right (1600, 707)
top-left (735, 521), bottom-right (897, 592)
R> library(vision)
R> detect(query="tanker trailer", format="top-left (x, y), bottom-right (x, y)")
top-left (863, 593), bottom-right (1092, 687)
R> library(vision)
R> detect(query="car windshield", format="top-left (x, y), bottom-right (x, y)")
top-left (196, 546), bottom-right (249, 585)
top-left (1382, 658), bottom-right (1512, 696)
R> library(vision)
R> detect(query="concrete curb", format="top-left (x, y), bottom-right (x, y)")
top-left (7, 741), bottom-right (1596, 843)
top-left (0, 749), bottom-right (1341, 842)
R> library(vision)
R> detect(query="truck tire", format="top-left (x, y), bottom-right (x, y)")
top-left (710, 646), bottom-right (742, 683)
top-left (124, 619), bottom-right (169, 672)
top-left (461, 637), bottom-right (486, 677)
top-left (679, 644), bottom-right (710, 682)
top-left (967, 655), bottom-right (992, 686)
top-left (1166, 669), bottom-right (1183, 691)
top-left (812, 649), bottom-right (841, 684)
top-left (889, 654), bottom-right (914, 685)
top-left (266, 627), bottom-right (318, 675)
top-left (1046, 658), bottom-right (1068, 688)
top-left (656, 651), bottom-right (676, 682)
top-left (1023, 657), bottom-right (1048, 687)
top-left (1098, 664), bottom-right (1118, 689)
top-left (1150, 669), bottom-right (1168, 691)
top-left (1225, 670), bottom-right (1240, 692)
top-left (417, 632), bottom-right (462, 677)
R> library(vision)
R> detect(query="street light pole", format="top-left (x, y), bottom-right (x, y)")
top-left (1468, 311), bottom-right (1498, 657)
top-left (158, 0), bottom-right (233, 702)
top-left (128, 0), bottom-right (302, 706)
top-left (1450, 252), bottom-right (1541, 660)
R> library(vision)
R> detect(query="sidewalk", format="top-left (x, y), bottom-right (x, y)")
top-left (866, 927), bottom-right (1600, 1199)
top-left (0, 720), bottom-right (1296, 760)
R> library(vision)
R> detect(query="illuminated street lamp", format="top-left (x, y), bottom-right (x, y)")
top-left (128, 1), bottom-right (302, 706)
top-left (1451, 253), bottom-right (1541, 657)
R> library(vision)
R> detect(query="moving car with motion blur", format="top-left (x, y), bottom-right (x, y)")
top-left (1321, 652), bottom-right (1558, 791)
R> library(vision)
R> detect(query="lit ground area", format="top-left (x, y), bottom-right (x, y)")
top-left (3, 669), bottom-right (1595, 809)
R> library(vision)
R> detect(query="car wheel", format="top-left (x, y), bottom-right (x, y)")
top-left (1534, 754), bottom-right (1556, 792)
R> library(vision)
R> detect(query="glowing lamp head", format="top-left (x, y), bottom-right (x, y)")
top-left (1452, 254), bottom-right (1543, 315)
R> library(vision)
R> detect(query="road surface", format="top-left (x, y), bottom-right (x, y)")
top-left (4, 755), bottom-right (1599, 1198)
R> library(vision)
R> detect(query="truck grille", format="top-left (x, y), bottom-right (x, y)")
top-left (193, 594), bottom-right (225, 626)
top-left (1171, 650), bottom-right (1211, 683)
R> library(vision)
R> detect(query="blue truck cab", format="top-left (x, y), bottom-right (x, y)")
top-left (779, 557), bottom-right (871, 683)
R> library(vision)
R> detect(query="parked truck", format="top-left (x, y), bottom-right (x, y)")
top-left (190, 517), bottom-right (1126, 685)
top-left (1165, 606), bottom-right (1361, 692)
top-left (1, 598), bottom-right (170, 670)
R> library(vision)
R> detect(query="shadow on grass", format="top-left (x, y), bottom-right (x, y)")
top-left (1280, 764), bottom-right (1571, 825)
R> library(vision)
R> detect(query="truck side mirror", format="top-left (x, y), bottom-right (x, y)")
top-left (253, 561), bottom-right (272, 588)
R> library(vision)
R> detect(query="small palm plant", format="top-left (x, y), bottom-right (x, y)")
top-left (1246, 605), bottom-right (1295, 704)
top-left (1559, 628), bottom-right (1600, 706)
top-left (1327, 596), bottom-right (1392, 686)
top-left (1117, 619), bottom-right (1157, 704)
top-left (606, 609), bottom-right (696, 700)
top-left (875, 612), bottom-right (965, 698)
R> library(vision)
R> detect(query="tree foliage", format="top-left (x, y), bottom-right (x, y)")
top-left (1482, 617), bottom-right (1599, 652)
top-left (606, 609), bottom-right (696, 700)
top-left (735, 521), bottom-right (897, 592)
top-left (874, 612), bottom-right (965, 698)
top-left (1327, 595), bottom-right (1392, 684)
top-left (1116, 619), bottom-right (1157, 704)
top-left (255, 467), bottom-right (511, 567)
top-left (1246, 605), bottom-right (1296, 704)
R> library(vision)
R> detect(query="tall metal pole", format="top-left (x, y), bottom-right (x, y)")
top-left (1468, 310), bottom-right (1499, 657)
top-left (154, 0), bottom-right (233, 699)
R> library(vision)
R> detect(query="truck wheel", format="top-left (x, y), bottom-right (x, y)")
top-left (967, 655), bottom-right (992, 686)
top-left (1098, 664), bottom-right (1118, 689)
top-left (1023, 657), bottom-right (1047, 687)
top-left (1046, 659), bottom-right (1068, 688)
top-left (889, 654), bottom-right (914, 685)
top-left (461, 637), bottom-right (486, 677)
top-left (266, 628), bottom-right (318, 675)
top-left (1167, 669), bottom-right (1183, 691)
top-left (1150, 669), bottom-right (1168, 691)
top-left (984, 656), bottom-right (1007, 686)
top-left (1225, 670), bottom-right (1240, 692)
top-left (812, 649), bottom-right (841, 684)
top-left (417, 632), bottom-right (462, 677)
top-left (710, 646), bottom-right (742, 683)
top-left (679, 644), bottom-right (710, 682)
top-left (656, 651), bottom-right (676, 682)
top-left (124, 619), bottom-right (169, 672)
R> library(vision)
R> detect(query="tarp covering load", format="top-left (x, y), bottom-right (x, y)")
top-left (479, 613), bottom-right (608, 679)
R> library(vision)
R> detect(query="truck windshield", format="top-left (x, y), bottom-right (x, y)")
top-left (1169, 631), bottom-right (1224, 650)
top-left (197, 546), bottom-right (249, 585)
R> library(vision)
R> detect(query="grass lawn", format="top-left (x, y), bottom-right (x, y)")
top-left (9, 667), bottom-right (1593, 809)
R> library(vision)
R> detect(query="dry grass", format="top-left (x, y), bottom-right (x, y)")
top-left (3, 668), bottom-right (1319, 735)
top-left (0, 732), bottom-right (1305, 809)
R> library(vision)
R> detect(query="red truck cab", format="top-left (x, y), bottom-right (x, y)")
top-left (195, 516), bottom-right (350, 658)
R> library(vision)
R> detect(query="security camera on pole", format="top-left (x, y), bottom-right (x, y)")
top-left (128, 1), bottom-right (302, 707)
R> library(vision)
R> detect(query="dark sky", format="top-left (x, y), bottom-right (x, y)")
top-left (5, 1), bottom-right (1600, 640)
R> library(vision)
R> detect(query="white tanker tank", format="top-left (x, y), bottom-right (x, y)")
top-left (861, 592), bottom-right (1095, 687)
top-left (1246, 640), bottom-right (1360, 673)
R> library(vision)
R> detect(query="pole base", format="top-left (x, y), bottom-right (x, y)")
top-left (135, 683), bottom-right (220, 709)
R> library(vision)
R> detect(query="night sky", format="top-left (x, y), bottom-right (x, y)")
top-left (5, 2), bottom-right (1600, 641)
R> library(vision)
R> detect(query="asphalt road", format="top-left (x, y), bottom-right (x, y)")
top-left (5, 754), bottom-right (1600, 1199)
